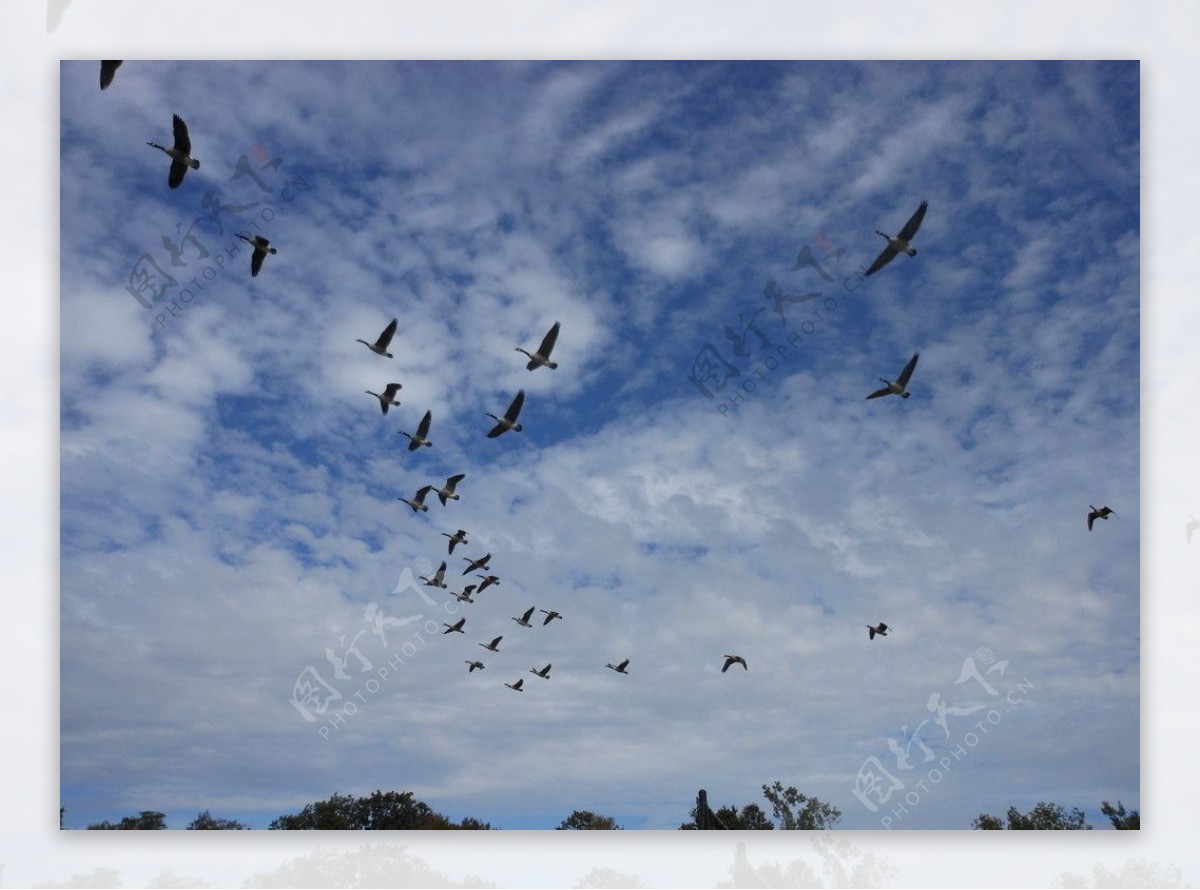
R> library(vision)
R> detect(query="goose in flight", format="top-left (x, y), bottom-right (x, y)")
top-left (462, 552), bottom-right (491, 575)
top-left (868, 622), bottom-right (890, 640)
top-left (441, 528), bottom-right (468, 554)
top-left (357, 318), bottom-right (398, 358)
top-left (606, 658), bottom-right (630, 674)
top-left (100, 60), bottom-right (122, 90)
top-left (451, 584), bottom-right (477, 604)
top-left (866, 353), bottom-right (920, 400)
top-left (433, 473), bottom-right (466, 506)
top-left (1087, 505), bottom-right (1117, 531)
top-left (504, 678), bottom-right (525, 692)
top-left (540, 609), bottom-right (562, 626)
top-left (399, 410), bottom-right (433, 451)
top-left (366, 382), bottom-right (402, 414)
top-left (398, 485), bottom-right (433, 513)
top-left (517, 321), bottom-right (561, 371)
top-left (864, 199), bottom-right (928, 276)
top-left (147, 114), bottom-right (200, 189)
top-left (465, 660), bottom-right (485, 673)
top-left (475, 574), bottom-right (500, 593)
top-left (479, 635), bottom-right (503, 653)
top-left (419, 561), bottom-right (448, 589)
top-left (487, 389), bottom-right (525, 438)
top-left (512, 606), bottom-right (536, 628)
top-left (235, 232), bottom-right (276, 277)
top-left (721, 655), bottom-right (748, 673)
top-left (530, 663), bottom-right (552, 679)
top-left (442, 617), bottom-right (466, 634)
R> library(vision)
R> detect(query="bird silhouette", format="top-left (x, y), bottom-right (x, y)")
top-left (1087, 505), bottom-right (1116, 531)
top-left (487, 390), bottom-right (525, 438)
top-left (357, 317), bottom-right (398, 358)
top-left (864, 199), bottom-right (928, 276)
top-left (147, 114), bottom-right (200, 188)
top-left (517, 321), bottom-right (561, 370)
top-left (866, 353), bottom-right (920, 400)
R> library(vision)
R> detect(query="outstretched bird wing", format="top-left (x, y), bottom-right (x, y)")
top-left (377, 317), bottom-right (398, 350)
top-left (172, 114), bottom-right (191, 155)
top-left (866, 385), bottom-right (892, 400)
top-left (100, 60), bottom-right (122, 90)
top-left (896, 353), bottom-right (920, 388)
top-left (168, 161), bottom-right (188, 189)
top-left (538, 322), bottom-right (561, 358)
top-left (896, 200), bottom-right (929, 242)
top-left (505, 389), bottom-right (526, 422)
top-left (416, 410), bottom-right (432, 438)
top-left (250, 247), bottom-right (265, 277)
top-left (864, 245), bottom-right (899, 277)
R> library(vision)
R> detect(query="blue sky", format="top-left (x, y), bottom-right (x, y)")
top-left (58, 60), bottom-right (1139, 832)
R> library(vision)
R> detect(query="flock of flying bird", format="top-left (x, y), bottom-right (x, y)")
top-left (105, 59), bottom-right (1121, 688)
top-left (856, 199), bottom-right (1118, 638)
top-left (351, 312), bottom-right (580, 691)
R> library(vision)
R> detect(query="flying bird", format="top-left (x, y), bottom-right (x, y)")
top-left (399, 410), bottom-right (433, 450)
top-left (147, 113), bottom-right (201, 189)
top-left (540, 609), bottom-right (562, 626)
top-left (462, 553), bottom-right (491, 575)
top-left (465, 660), bottom-right (485, 673)
top-left (606, 659), bottom-right (630, 674)
top-left (398, 485), bottom-right (433, 513)
top-left (722, 655), bottom-right (748, 673)
top-left (866, 353), bottom-right (920, 400)
top-left (451, 585), bottom-right (477, 604)
top-left (235, 232), bottom-right (276, 277)
top-left (487, 389), bottom-right (525, 438)
top-left (530, 664), bottom-right (552, 679)
top-left (100, 60), bottom-right (122, 90)
top-left (365, 382), bottom-right (402, 414)
top-left (868, 622), bottom-right (890, 640)
top-left (516, 321), bottom-right (561, 371)
top-left (1087, 505), bottom-right (1117, 531)
top-left (441, 529), bottom-right (469, 554)
top-left (357, 318), bottom-right (398, 358)
top-left (475, 574), bottom-right (500, 593)
top-left (419, 561), bottom-right (448, 589)
top-left (442, 618), bottom-right (466, 634)
top-left (512, 606), bottom-right (536, 628)
top-left (504, 678), bottom-right (525, 692)
top-left (864, 199), bottom-right (928, 276)
top-left (479, 635), bottom-right (503, 652)
top-left (433, 473), bottom-right (466, 506)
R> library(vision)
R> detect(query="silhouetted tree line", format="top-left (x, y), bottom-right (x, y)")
top-left (972, 799), bottom-right (1139, 830)
top-left (63, 788), bottom-right (1139, 831)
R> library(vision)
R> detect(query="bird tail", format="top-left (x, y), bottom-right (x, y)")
top-left (190, 159), bottom-right (201, 170)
